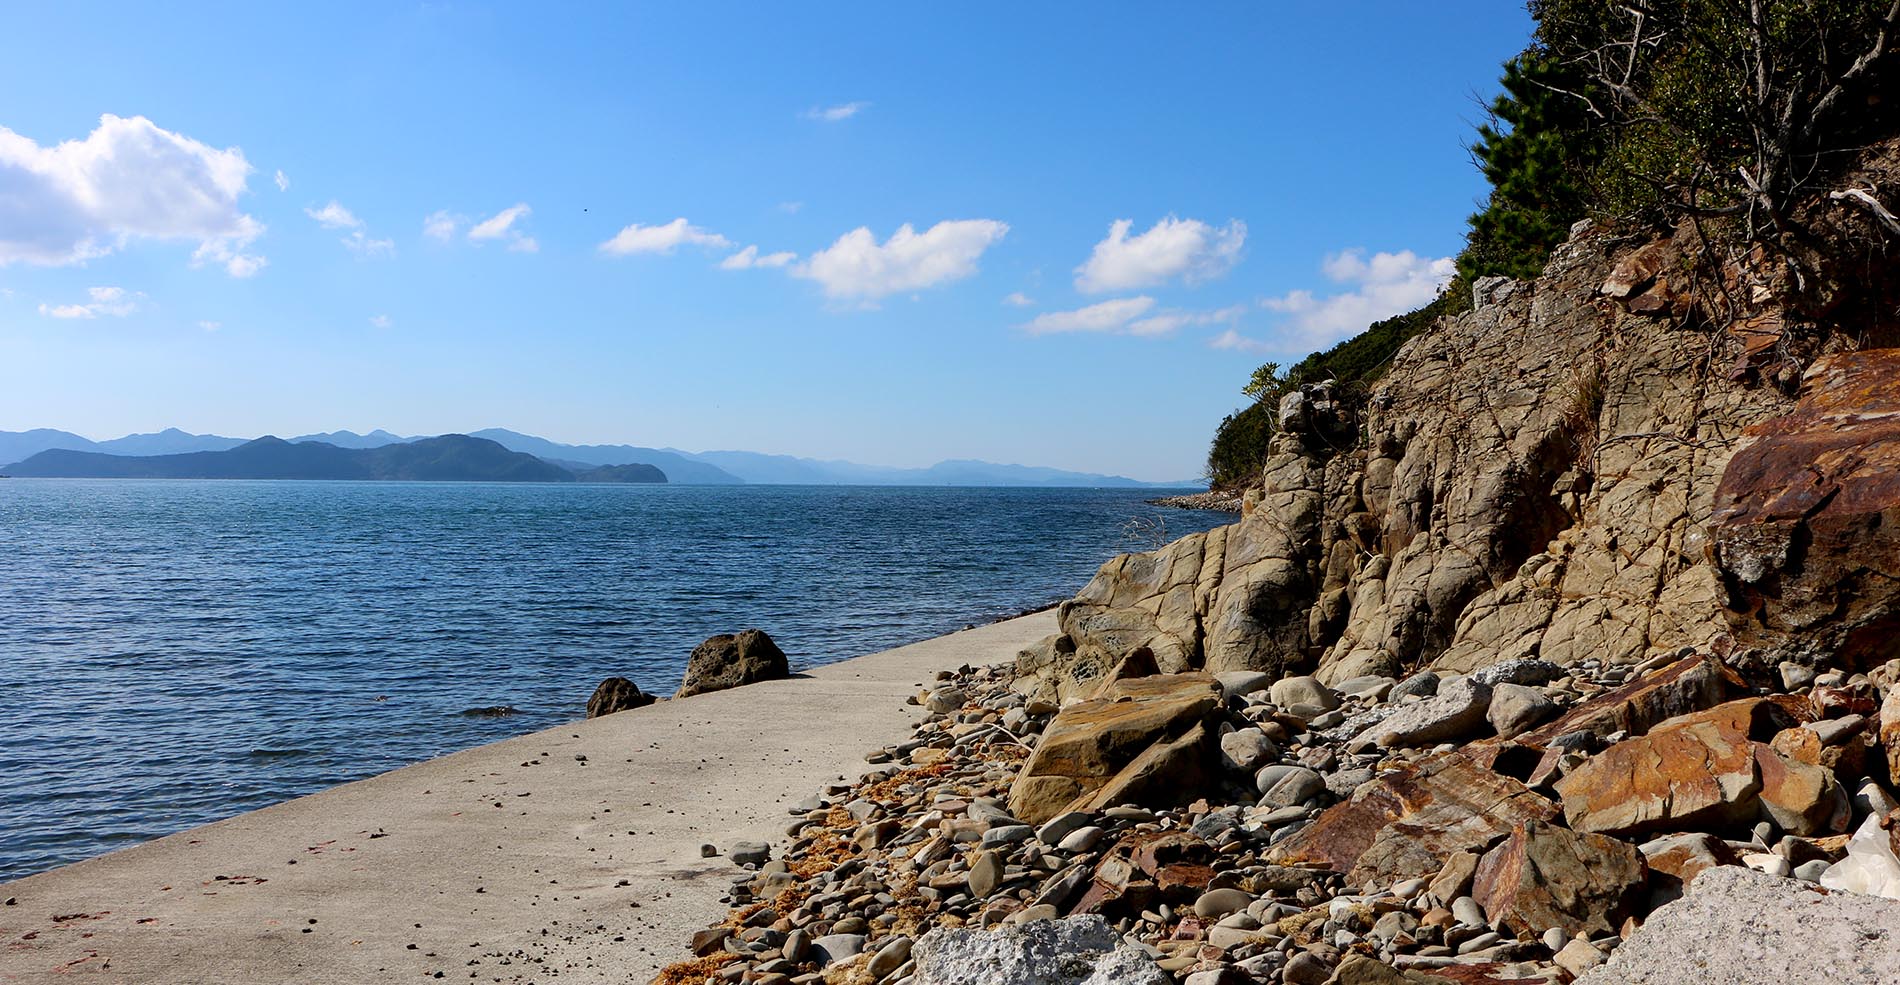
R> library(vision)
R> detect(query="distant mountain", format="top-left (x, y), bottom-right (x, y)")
top-left (682, 449), bottom-right (1176, 487)
top-left (0, 429), bottom-right (95, 467)
top-left (465, 429), bottom-right (741, 485)
top-left (573, 463), bottom-right (667, 483)
top-left (7, 435), bottom-right (576, 482)
top-left (95, 428), bottom-right (247, 456)
top-left (285, 429), bottom-right (415, 449)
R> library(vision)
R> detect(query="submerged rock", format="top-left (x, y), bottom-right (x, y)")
top-left (675, 628), bottom-right (789, 698)
top-left (584, 676), bottom-right (654, 718)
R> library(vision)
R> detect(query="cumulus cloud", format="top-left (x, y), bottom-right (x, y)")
top-left (720, 244), bottom-right (796, 270)
top-left (38, 285), bottom-right (140, 319)
top-left (793, 219), bottom-right (1008, 301)
top-left (1261, 248), bottom-right (1455, 349)
top-left (1209, 327), bottom-right (1271, 354)
top-left (1075, 216), bottom-right (1246, 293)
top-left (422, 209), bottom-right (462, 241)
top-left (0, 114), bottom-right (266, 276)
top-left (1127, 304), bottom-right (1246, 338)
top-left (805, 101), bottom-right (868, 122)
top-left (305, 200), bottom-right (361, 229)
top-left (1003, 291), bottom-right (1036, 307)
top-left (274, 170), bottom-right (289, 192)
top-left (599, 217), bottom-right (732, 256)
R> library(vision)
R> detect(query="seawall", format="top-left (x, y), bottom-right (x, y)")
top-left (0, 611), bottom-right (1056, 984)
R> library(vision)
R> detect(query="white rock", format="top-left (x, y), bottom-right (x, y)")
top-left (910, 915), bottom-right (1169, 985)
top-left (1269, 676), bottom-right (1340, 713)
top-left (1821, 811), bottom-right (1900, 898)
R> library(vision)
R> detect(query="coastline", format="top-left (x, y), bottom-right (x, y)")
top-left (0, 612), bottom-right (1057, 984)
top-left (1146, 489), bottom-right (1243, 512)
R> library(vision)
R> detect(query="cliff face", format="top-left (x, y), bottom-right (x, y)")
top-left (1038, 221), bottom-right (1843, 693)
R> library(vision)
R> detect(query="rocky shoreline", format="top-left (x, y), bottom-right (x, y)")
top-left (1146, 491), bottom-right (1244, 513)
top-left (657, 643), bottom-right (1900, 985)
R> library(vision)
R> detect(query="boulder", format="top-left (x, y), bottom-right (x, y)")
top-left (1639, 832), bottom-right (1741, 903)
top-left (675, 629), bottom-right (789, 698)
top-left (585, 676), bottom-right (655, 718)
top-left (1753, 744), bottom-right (1851, 836)
top-left (1271, 750), bottom-right (1557, 887)
top-left (1269, 676), bottom-right (1340, 713)
top-left (1367, 676), bottom-right (1492, 748)
top-left (1512, 653), bottom-right (1743, 751)
top-left (1555, 697), bottom-right (1805, 836)
top-left (1471, 821), bottom-right (1646, 938)
top-left (1486, 682), bottom-right (1556, 739)
top-left (910, 914), bottom-right (1170, 985)
top-left (1712, 350), bottom-right (1900, 668)
top-left (1006, 674), bottom-right (1223, 825)
top-left (1578, 866), bottom-right (1900, 984)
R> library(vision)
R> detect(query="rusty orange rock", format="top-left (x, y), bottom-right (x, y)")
top-left (1006, 674), bottom-right (1222, 825)
top-left (1271, 751), bottom-right (1556, 887)
top-left (1472, 821), bottom-right (1646, 938)
top-left (1555, 697), bottom-right (1805, 837)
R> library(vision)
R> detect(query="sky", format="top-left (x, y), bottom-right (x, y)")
top-left (0, 2), bottom-right (1535, 481)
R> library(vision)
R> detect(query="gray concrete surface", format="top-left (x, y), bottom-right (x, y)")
top-left (0, 611), bottom-right (1056, 984)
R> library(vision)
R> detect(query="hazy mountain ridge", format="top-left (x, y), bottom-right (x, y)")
top-left (0, 427), bottom-right (1198, 487)
top-left (5, 435), bottom-right (583, 483)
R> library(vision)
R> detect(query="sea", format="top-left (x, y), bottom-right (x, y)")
top-left (0, 479), bottom-right (1230, 882)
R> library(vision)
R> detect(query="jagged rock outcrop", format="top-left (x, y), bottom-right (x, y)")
top-left (1055, 220), bottom-right (1806, 682)
top-left (1712, 349), bottom-right (1900, 669)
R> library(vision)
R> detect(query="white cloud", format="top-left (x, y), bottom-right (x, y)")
top-left (1075, 216), bottom-right (1246, 293)
top-left (369, 314), bottom-right (391, 328)
top-left (422, 209), bottom-right (463, 241)
top-left (1261, 248), bottom-right (1455, 349)
top-left (1127, 304), bottom-right (1246, 338)
top-left (720, 244), bottom-right (796, 270)
top-left (342, 230), bottom-right (395, 257)
top-left (599, 217), bottom-right (732, 256)
top-left (793, 219), bottom-right (1008, 300)
top-left (274, 170), bottom-right (289, 192)
top-left (805, 101), bottom-right (869, 122)
top-left (471, 204), bottom-right (532, 243)
top-left (508, 236), bottom-right (538, 253)
top-left (199, 319), bottom-right (221, 332)
top-left (777, 201), bottom-right (804, 214)
top-left (1209, 328), bottom-right (1271, 353)
top-left (1023, 296), bottom-right (1156, 335)
top-left (1003, 291), bottom-right (1036, 307)
top-left (0, 114), bottom-right (266, 276)
top-left (305, 200), bottom-right (361, 229)
top-left (38, 285), bottom-right (140, 319)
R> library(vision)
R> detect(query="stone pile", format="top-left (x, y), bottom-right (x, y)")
top-left (656, 646), bottom-right (1900, 985)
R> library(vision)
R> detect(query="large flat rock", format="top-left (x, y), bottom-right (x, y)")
top-left (1578, 866), bottom-right (1900, 984)
top-left (0, 612), bottom-right (1056, 985)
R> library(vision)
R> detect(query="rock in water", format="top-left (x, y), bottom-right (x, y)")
top-left (910, 914), bottom-right (1169, 985)
top-left (585, 676), bottom-right (655, 718)
top-left (1579, 866), bottom-right (1900, 984)
top-left (675, 629), bottom-right (789, 698)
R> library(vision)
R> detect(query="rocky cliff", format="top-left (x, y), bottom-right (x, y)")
top-left (1033, 211), bottom-right (1898, 702)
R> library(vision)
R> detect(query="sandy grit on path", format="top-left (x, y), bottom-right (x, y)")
top-left (0, 611), bottom-right (1057, 984)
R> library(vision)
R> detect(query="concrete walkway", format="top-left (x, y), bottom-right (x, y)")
top-left (0, 612), bottom-right (1056, 984)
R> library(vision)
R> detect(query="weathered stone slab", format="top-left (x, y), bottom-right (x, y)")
top-left (1270, 751), bottom-right (1557, 887)
top-left (1472, 821), bottom-right (1645, 938)
top-left (1007, 674), bottom-right (1222, 825)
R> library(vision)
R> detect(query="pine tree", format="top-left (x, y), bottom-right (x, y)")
top-left (1459, 53), bottom-right (1598, 281)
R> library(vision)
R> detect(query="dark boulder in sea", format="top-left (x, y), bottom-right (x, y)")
top-left (586, 676), bottom-right (656, 718)
top-left (676, 629), bottom-right (789, 698)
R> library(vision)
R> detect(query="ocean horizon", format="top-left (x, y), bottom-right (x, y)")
top-left (0, 478), bottom-right (1228, 882)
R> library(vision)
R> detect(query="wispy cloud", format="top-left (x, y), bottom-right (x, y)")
top-left (304, 201), bottom-right (362, 229)
top-left (1003, 291), bottom-right (1036, 307)
top-left (777, 201), bottom-right (804, 214)
top-left (467, 203), bottom-right (537, 252)
top-left (1023, 296), bottom-right (1156, 335)
top-left (38, 286), bottom-right (141, 319)
top-left (793, 219), bottom-right (1008, 301)
top-left (720, 245), bottom-right (796, 270)
top-left (422, 210), bottom-right (463, 241)
top-left (0, 114), bottom-right (266, 277)
top-left (368, 314), bottom-right (391, 328)
top-left (199, 319), bottom-right (221, 332)
top-left (342, 230), bottom-right (395, 257)
top-left (1075, 216), bottom-right (1246, 293)
top-left (274, 170), bottom-right (289, 192)
top-left (598, 218), bottom-right (732, 256)
top-left (804, 101), bottom-right (869, 122)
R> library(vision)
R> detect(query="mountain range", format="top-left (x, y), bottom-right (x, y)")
top-left (2, 435), bottom-right (673, 483)
top-left (0, 427), bottom-right (1195, 487)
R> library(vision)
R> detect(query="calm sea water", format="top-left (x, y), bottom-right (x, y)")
top-left (0, 479), bottom-right (1227, 882)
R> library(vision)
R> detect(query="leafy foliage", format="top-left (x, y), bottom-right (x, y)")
top-left (1459, 53), bottom-right (1600, 281)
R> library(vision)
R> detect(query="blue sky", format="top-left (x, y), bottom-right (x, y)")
top-left (0, 2), bottom-right (1533, 481)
